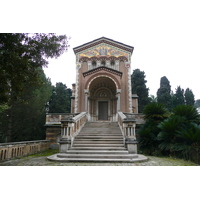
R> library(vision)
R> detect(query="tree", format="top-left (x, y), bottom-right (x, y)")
top-left (185, 88), bottom-right (195, 106)
top-left (131, 69), bottom-right (150, 112)
top-left (143, 102), bottom-right (169, 121)
top-left (157, 76), bottom-right (172, 110)
top-left (0, 33), bottom-right (69, 142)
top-left (172, 105), bottom-right (200, 124)
top-left (173, 86), bottom-right (185, 107)
top-left (157, 105), bottom-right (200, 163)
top-left (137, 102), bottom-right (169, 155)
top-left (0, 33), bottom-right (69, 106)
top-left (49, 82), bottom-right (72, 113)
top-left (0, 69), bottom-right (52, 142)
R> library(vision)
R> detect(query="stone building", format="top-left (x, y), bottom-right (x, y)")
top-left (71, 37), bottom-right (138, 120)
top-left (45, 37), bottom-right (144, 148)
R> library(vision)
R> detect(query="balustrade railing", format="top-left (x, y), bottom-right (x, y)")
top-left (0, 140), bottom-right (50, 161)
top-left (60, 112), bottom-right (87, 150)
top-left (118, 111), bottom-right (138, 154)
top-left (118, 112), bottom-right (136, 139)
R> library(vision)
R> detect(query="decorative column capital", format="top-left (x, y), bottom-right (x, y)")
top-left (117, 89), bottom-right (121, 94)
top-left (84, 89), bottom-right (89, 94)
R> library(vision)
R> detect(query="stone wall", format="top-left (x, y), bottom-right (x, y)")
top-left (0, 140), bottom-right (50, 161)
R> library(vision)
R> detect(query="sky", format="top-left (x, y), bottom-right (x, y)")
top-left (43, 0), bottom-right (200, 99)
top-left (3, 0), bottom-right (200, 99)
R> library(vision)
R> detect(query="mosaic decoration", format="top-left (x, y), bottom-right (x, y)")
top-left (78, 44), bottom-right (129, 61)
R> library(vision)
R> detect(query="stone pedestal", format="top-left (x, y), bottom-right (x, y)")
top-left (125, 138), bottom-right (138, 154)
top-left (59, 139), bottom-right (71, 153)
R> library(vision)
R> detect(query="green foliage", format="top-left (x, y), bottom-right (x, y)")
top-left (173, 86), bottom-right (185, 107)
top-left (0, 33), bottom-right (69, 105)
top-left (184, 88), bottom-right (195, 106)
top-left (157, 76), bottom-right (172, 110)
top-left (131, 69), bottom-right (150, 112)
top-left (0, 69), bottom-right (52, 142)
top-left (172, 105), bottom-right (200, 123)
top-left (137, 119), bottom-right (160, 155)
top-left (157, 116), bottom-right (186, 151)
top-left (143, 102), bottom-right (169, 121)
top-left (49, 82), bottom-right (72, 113)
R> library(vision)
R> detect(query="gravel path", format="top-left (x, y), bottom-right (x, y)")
top-left (0, 154), bottom-right (197, 166)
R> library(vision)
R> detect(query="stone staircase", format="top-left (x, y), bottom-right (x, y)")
top-left (47, 122), bottom-right (148, 162)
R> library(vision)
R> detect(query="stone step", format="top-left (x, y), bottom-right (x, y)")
top-left (73, 143), bottom-right (124, 147)
top-left (75, 138), bottom-right (123, 141)
top-left (57, 153), bottom-right (138, 159)
top-left (74, 139), bottom-right (124, 144)
top-left (47, 154), bottom-right (149, 162)
top-left (66, 150), bottom-right (129, 154)
top-left (76, 136), bottom-right (123, 139)
top-left (70, 147), bottom-right (126, 150)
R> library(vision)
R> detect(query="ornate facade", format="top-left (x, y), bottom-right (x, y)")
top-left (71, 37), bottom-right (138, 121)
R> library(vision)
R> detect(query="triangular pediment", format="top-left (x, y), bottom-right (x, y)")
top-left (73, 37), bottom-right (134, 62)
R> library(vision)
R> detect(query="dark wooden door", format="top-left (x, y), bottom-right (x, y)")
top-left (98, 101), bottom-right (108, 120)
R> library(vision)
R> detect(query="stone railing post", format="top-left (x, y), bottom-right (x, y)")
top-left (118, 112), bottom-right (138, 154)
top-left (59, 117), bottom-right (74, 153)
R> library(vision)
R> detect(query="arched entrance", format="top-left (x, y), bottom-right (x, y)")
top-left (87, 77), bottom-right (118, 121)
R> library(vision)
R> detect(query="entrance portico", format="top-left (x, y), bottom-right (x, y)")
top-left (87, 76), bottom-right (118, 121)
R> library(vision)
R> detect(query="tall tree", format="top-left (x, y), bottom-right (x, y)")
top-left (157, 76), bottom-right (172, 110)
top-left (173, 86), bottom-right (185, 107)
top-left (48, 82), bottom-right (72, 113)
top-left (0, 69), bottom-right (52, 142)
top-left (0, 33), bottom-right (69, 106)
top-left (131, 69), bottom-right (150, 112)
top-left (185, 88), bottom-right (195, 106)
top-left (0, 33), bottom-right (69, 142)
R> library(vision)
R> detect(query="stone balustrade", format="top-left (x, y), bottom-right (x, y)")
top-left (118, 111), bottom-right (138, 154)
top-left (59, 112), bottom-right (87, 152)
top-left (0, 140), bottom-right (50, 161)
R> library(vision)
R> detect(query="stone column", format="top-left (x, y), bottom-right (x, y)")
top-left (117, 89), bottom-right (121, 111)
top-left (84, 89), bottom-right (89, 112)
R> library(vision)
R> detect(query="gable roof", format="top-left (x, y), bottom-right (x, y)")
top-left (73, 37), bottom-right (134, 54)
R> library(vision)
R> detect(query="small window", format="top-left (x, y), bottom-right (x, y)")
top-left (92, 60), bottom-right (96, 68)
top-left (101, 60), bottom-right (106, 66)
top-left (110, 60), bottom-right (115, 66)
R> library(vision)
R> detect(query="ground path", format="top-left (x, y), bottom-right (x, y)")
top-left (0, 153), bottom-right (197, 166)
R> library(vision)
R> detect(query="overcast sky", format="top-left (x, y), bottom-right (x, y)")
top-left (3, 0), bottom-right (200, 99)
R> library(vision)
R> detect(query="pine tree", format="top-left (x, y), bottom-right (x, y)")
top-left (131, 69), bottom-right (150, 112)
top-left (157, 76), bottom-right (172, 110)
top-left (185, 88), bottom-right (195, 106)
top-left (173, 86), bottom-right (185, 107)
top-left (49, 83), bottom-right (72, 113)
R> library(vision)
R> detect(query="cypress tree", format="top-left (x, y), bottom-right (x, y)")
top-left (157, 76), bottom-right (172, 110)
top-left (173, 86), bottom-right (185, 107)
top-left (131, 69), bottom-right (150, 112)
top-left (185, 88), bottom-right (195, 106)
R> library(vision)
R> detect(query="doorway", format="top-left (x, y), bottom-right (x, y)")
top-left (98, 101), bottom-right (108, 120)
